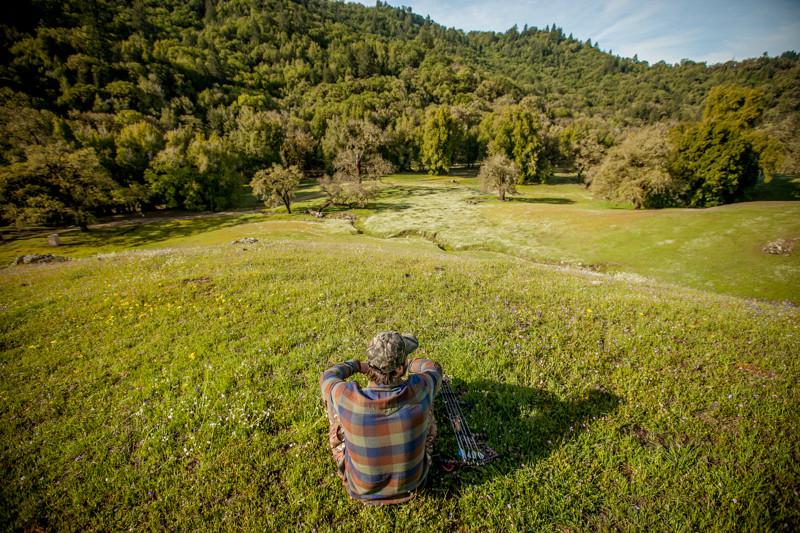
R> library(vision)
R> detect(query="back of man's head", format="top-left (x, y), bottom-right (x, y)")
top-left (366, 332), bottom-right (419, 379)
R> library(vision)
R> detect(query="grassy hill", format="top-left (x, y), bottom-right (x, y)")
top-left (3, 174), bottom-right (798, 302)
top-left (1, 176), bottom-right (799, 529)
top-left (362, 175), bottom-right (800, 303)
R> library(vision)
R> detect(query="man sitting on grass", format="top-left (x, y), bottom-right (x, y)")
top-left (320, 331), bottom-right (443, 504)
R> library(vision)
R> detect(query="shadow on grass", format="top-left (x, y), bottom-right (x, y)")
top-left (447, 167), bottom-right (480, 178)
top-left (428, 379), bottom-right (621, 497)
top-left (546, 174), bottom-right (583, 185)
top-left (294, 182), bottom-right (327, 203)
top-left (509, 197), bottom-right (576, 205)
top-left (300, 184), bottom-right (447, 214)
top-left (1, 214), bottom-right (261, 251)
top-left (380, 185), bottom-right (457, 199)
top-left (746, 174), bottom-right (800, 201)
top-left (364, 202), bottom-right (412, 211)
top-left (308, 201), bottom-right (412, 215)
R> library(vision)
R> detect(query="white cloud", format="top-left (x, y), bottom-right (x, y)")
top-left (594, 4), bottom-right (665, 44)
top-left (693, 51), bottom-right (738, 65)
top-left (372, 0), bottom-right (800, 63)
top-left (617, 31), bottom-right (704, 63)
top-left (694, 21), bottom-right (800, 64)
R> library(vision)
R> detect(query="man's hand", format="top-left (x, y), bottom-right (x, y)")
top-left (358, 361), bottom-right (370, 374)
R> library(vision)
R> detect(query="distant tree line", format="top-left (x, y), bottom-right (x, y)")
top-left (0, 0), bottom-right (797, 227)
top-left (591, 85), bottom-right (782, 208)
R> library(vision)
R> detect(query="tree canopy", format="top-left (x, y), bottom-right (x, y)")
top-left (0, 142), bottom-right (117, 229)
top-left (591, 126), bottom-right (681, 209)
top-left (592, 86), bottom-right (783, 208)
top-left (420, 106), bottom-right (459, 175)
top-left (250, 163), bottom-right (303, 213)
top-left (319, 119), bottom-right (392, 207)
top-left (478, 154), bottom-right (519, 201)
top-left (0, 0), bottom-right (797, 225)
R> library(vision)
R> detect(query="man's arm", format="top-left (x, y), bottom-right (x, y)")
top-left (408, 358), bottom-right (443, 396)
top-left (319, 359), bottom-right (363, 408)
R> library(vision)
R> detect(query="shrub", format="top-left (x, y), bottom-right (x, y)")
top-left (478, 154), bottom-right (519, 201)
top-left (250, 164), bottom-right (303, 213)
top-left (592, 126), bottom-right (683, 209)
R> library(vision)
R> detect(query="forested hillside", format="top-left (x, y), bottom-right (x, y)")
top-left (1, 0), bottom-right (798, 227)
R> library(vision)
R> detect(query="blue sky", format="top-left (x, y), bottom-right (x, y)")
top-left (371, 0), bottom-right (800, 64)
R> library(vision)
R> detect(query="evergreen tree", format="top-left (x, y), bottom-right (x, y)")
top-left (145, 128), bottom-right (241, 211)
top-left (228, 107), bottom-right (284, 176)
top-left (480, 105), bottom-right (549, 183)
top-left (670, 85), bottom-right (780, 206)
top-left (669, 121), bottom-right (763, 207)
top-left (420, 106), bottom-right (458, 175)
top-left (114, 120), bottom-right (164, 185)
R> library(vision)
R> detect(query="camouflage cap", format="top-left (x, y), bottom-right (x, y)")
top-left (366, 332), bottom-right (419, 374)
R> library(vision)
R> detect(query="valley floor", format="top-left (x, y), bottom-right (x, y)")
top-left (3, 173), bottom-right (798, 303)
top-left (1, 175), bottom-right (798, 529)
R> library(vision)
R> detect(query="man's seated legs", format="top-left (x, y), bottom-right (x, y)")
top-left (328, 413), bottom-right (346, 480)
top-left (425, 415), bottom-right (437, 465)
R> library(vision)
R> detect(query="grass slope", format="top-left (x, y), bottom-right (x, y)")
top-left (4, 173), bottom-right (796, 303)
top-left (1, 234), bottom-right (798, 530)
top-left (361, 175), bottom-right (800, 303)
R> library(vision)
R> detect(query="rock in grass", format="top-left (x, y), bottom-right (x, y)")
top-left (330, 213), bottom-right (356, 223)
top-left (762, 239), bottom-right (797, 256)
top-left (13, 254), bottom-right (69, 265)
top-left (232, 237), bottom-right (259, 245)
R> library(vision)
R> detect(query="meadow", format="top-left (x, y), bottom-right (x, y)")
top-left (3, 174), bottom-right (798, 303)
top-left (1, 175), bottom-right (799, 530)
top-left (359, 174), bottom-right (800, 303)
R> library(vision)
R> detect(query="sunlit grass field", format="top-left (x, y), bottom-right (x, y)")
top-left (2, 234), bottom-right (799, 530)
top-left (1, 174), bottom-right (799, 529)
top-left (3, 174), bottom-right (797, 302)
top-left (360, 174), bottom-right (800, 303)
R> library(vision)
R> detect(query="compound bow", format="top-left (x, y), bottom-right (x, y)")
top-left (439, 377), bottom-right (497, 467)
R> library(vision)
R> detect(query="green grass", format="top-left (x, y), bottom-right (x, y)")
top-left (360, 174), bottom-right (800, 303)
top-left (1, 233), bottom-right (799, 530)
top-left (3, 174), bottom-right (797, 303)
top-left (0, 213), bottom-right (357, 264)
top-left (1, 173), bottom-right (799, 529)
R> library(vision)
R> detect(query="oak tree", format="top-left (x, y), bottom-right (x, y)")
top-left (478, 154), bottom-right (519, 201)
top-left (250, 164), bottom-right (303, 213)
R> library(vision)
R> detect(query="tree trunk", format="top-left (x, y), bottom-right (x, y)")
top-left (283, 195), bottom-right (292, 214)
top-left (499, 189), bottom-right (506, 201)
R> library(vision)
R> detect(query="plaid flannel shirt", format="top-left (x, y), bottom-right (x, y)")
top-left (320, 358), bottom-right (442, 504)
